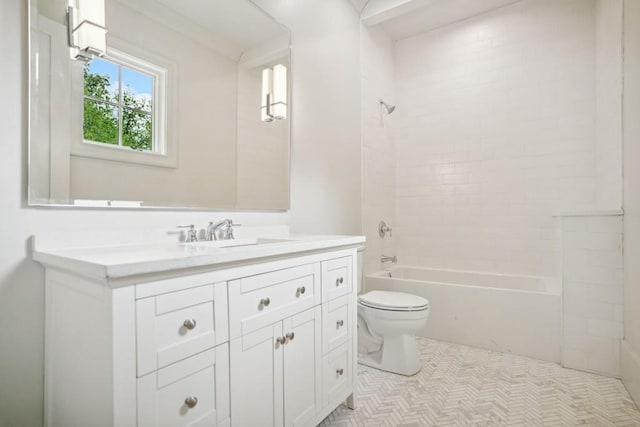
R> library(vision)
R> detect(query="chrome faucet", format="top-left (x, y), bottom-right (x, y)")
top-left (381, 254), bottom-right (397, 264)
top-left (207, 219), bottom-right (241, 240)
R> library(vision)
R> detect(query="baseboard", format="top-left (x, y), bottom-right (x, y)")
top-left (622, 340), bottom-right (640, 406)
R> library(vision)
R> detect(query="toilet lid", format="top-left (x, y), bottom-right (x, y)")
top-left (358, 290), bottom-right (429, 311)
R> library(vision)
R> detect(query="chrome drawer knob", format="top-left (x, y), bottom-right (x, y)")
top-left (296, 286), bottom-right (306, 296)
top-left (336, 320), bottom-right (344, 328)
top-left (285, 332), bottom-right (295, 341)
top-left (260, 297), bottom-right (271, 307)
top-left (336, 368), bottom-right (344, 376)
top-left (183, 319), bottom-right (197, 330)
top-left (276, 336), bottom-right (287, 345)
top-left (184, 396), bottom-right (198, 409)
top-left (336, 277), bottom-right (344, 286)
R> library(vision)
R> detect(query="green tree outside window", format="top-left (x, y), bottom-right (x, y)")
top-left (83, 58), bottom-right (153, 151)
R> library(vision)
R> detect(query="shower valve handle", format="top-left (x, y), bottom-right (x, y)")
top-left (379, 221), bottom-right (392, 238)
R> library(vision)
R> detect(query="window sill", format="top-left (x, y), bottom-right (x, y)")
top-left (71, 141), bottom-right (177, 169)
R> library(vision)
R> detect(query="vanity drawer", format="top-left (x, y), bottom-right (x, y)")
top-left (322, 294), bottom-right (352, 354)
top-left (136, 283), bottom-right (229, 376)
top-left (321, 256), bottom-right (353, 302)
top-left (228, 263), bottom-right (320, 339)
top-left (137, 344), bottom-right (230, 427)
top-left (322, 341), bottom-right (353, 407)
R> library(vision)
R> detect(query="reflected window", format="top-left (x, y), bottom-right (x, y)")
top-left (83, 50), bottom-right (165, 154)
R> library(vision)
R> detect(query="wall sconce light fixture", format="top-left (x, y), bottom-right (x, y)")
top-left (67, 0), bottom-right (107, 62)
top-left (261, 64), bottom-right (287, 122)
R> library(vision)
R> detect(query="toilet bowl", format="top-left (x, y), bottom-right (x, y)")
top-left (357, 290), bottom-right (429, 376)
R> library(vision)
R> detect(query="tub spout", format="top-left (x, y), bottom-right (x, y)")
top-left (381, 254), bottom-right (397, 264)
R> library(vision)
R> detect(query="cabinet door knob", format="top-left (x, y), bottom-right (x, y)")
top-left (336, 368), bottom-right (344, 376)
top-left (184, 396), bottom-right (198, 409)
top-left (285, 332), bottom-right (295, 341)
top-left (183, 319), bottom-right (197, 330)
top-left (296, 286), bottom-right (306, 296)
top-left (337, 320), bottom-right (344, 328)
top-left (260, 297), bottom-right (271, 307)
top-left (336, 277), bottom-right (344, 286)
top-left (276, 336), bottom-right (287, 345)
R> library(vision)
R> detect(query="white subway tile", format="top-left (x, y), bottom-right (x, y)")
top-left (587, 318), bottom-right (624, 339)
top-left (563, 349), bottom-right (589, 371)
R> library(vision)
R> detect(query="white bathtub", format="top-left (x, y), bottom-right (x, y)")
top-left (365, 266), bottom-right (561, 363)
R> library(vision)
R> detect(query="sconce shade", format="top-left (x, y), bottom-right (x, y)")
top-left (261, 68), bottom-right (273, 122)
top-left (261, 64), bottom-right (287, 122)
top-left (68, 0), bottom-right (107, 60)
top-left (272, 64), bottom-right (287, 120)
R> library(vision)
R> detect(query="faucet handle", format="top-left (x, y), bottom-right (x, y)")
top-left (177, 225), bottom-right (198, 242)
top-left (226, 220), bottom-right (241, 239)
top-left (378, 220), bottom-right (392, 238)
top-left (227, 219), bottom-right (242, 227)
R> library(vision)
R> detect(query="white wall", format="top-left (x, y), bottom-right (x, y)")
top-left (0, 1), bottom-right (361, 426)
top-left (561, 214), bottom-right (623, 377)
top-left (622, 0), bottom-right (640, 406)
top-left (236, 59), bottom-right (290, 210)
top-left (392, 0), bottom-right (597, 276)
top-left (361, 24), bottom-right (396, 274)
top-left (252, 0), bottom-right (362, 236)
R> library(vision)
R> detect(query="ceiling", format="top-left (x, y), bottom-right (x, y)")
top-left (153, 0), bottom-right (286, 51)
top-left (360, 0), bottom-right (522, 41)
top-left (123, 0), bottom-right (287, 58)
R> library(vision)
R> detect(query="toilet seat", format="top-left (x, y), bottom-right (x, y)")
top-left (358, 290), bottom-right (429, 312)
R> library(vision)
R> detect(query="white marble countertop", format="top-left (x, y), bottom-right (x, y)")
top-left (32, 234), bottom-right (365, 281)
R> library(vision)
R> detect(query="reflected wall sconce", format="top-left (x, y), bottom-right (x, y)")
top-left (67, 0), bottom-right (107, 62)
top-left (261, 64), bottom-right (287, 122)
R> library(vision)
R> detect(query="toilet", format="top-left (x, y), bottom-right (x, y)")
top-left (356, 248), bottom-right (430, 376)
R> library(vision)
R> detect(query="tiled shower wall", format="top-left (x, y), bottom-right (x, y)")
top-left (562, 215), bottom-right (623, 377)
top-left (361, 25), bottom-right (396, 274)
top-left (392, 0), bottom-right (599, 276)
top-left (595, 0), bottom-right (623, 210)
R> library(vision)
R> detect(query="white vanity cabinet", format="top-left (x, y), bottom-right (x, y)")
top-left (230, 306), bottom-right (322, 427)
top-left (228, 254), bottom-right (356, 427)
top-left (37, 238), bottom-right (361, 427)
top-left (228, 262), bottom-right (323, 427)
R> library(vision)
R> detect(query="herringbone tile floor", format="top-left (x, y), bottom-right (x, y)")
top-left (320, 338), bottom-right (640, 426)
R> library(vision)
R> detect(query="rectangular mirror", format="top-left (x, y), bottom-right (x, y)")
top-left (29, 0), bottom-right (291, 210)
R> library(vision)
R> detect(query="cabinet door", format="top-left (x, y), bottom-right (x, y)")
top-left (230, 323), bottom-right (284, 427)
top-left (283, 307), bottom-right (322, 427)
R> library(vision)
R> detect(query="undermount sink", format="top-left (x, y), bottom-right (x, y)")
top-left (182, 237), bottom-right (292, 249)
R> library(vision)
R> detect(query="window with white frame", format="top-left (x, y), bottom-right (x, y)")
top-left (82, 49), bottom-right (167, 155)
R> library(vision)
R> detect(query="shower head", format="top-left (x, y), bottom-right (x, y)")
top-left (380, 99), bottom-right (396, 114)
